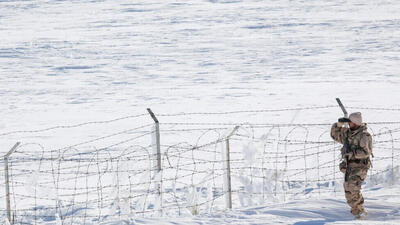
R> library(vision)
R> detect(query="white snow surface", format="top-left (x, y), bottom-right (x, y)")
top-left (126, 184), bottom-right (400, 225)
top-left (1, 0), bottom-right (400, 224)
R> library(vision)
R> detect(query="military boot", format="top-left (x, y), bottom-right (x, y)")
top-left (351, 205), bottom-right (362, 215)
top-left (351, 207), bottom-right (358, 216)
top-left (351, 205), bottom-right (367, 218)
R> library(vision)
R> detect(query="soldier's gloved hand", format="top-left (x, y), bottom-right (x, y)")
top-left (338, 117), bottom-right (351, 123)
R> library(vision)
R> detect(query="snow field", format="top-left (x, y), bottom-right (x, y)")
top-left (1, 0), bottom-right (400, 224)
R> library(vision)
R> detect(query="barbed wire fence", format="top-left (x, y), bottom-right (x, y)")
top-left (1, 105), bottom-right (400, 224)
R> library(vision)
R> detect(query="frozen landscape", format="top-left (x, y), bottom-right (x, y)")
top-left (1, 0), bottom-right (400, 224)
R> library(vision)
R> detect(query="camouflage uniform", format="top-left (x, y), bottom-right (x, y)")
top-left (331, 122), bottom-right (372, 215)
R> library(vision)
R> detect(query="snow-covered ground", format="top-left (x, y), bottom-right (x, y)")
top-left (1, 0), bottom-right (400, 139)
top-left (1, 0), bottom-right (400, 224)
top-left (130, 184), bottom-right (400, 225)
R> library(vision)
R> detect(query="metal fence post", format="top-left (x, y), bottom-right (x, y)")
top-left (225, 126), bottom-right (239, 210)
top-left (147, 108), bottom-right (162, 210)
top-left (4, 142), bottom-right (21, 224)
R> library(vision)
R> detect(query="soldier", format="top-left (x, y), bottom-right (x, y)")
top-left (331, 112), bottom-right (372, 217)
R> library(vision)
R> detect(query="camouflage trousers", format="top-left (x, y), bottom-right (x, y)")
top-left (343, 165), bottom-right (369, 211)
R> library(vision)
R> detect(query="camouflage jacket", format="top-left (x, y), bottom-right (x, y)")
top-left (330, 123), bottom-right (373, 162)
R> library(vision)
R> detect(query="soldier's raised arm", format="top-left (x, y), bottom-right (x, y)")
top-left (330, 122), bottom-right (349, 144)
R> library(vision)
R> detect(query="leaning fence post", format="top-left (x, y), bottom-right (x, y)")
top-left (147, 108), bottom-right (162, 211)
top-left (225, 126), bottom-right (239, 210)
top-left (4, 142), bottom-right (20, 225)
